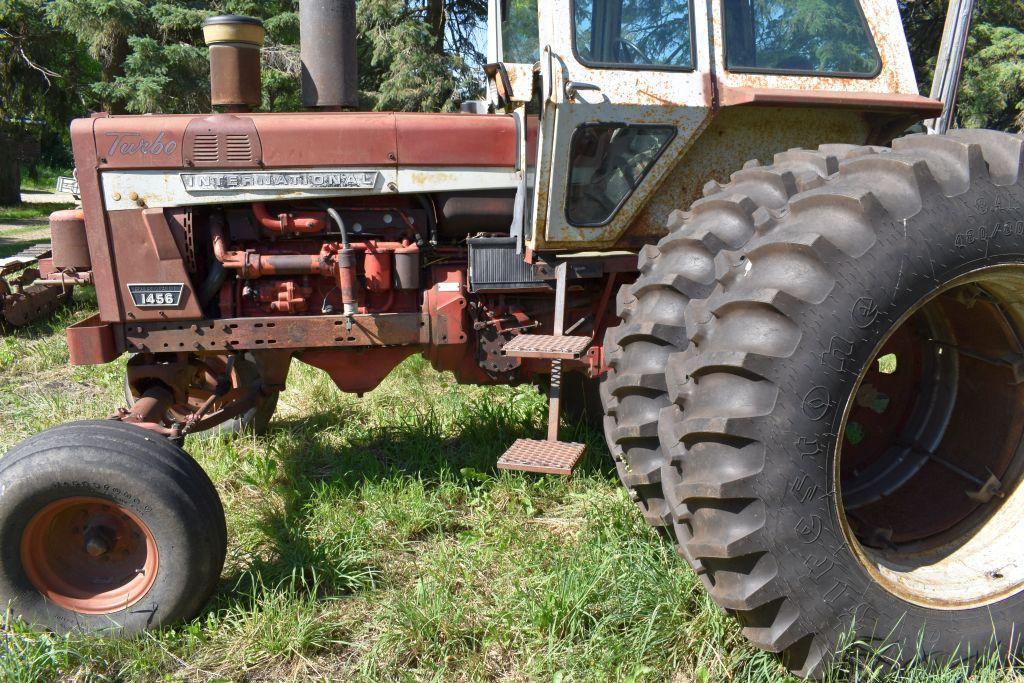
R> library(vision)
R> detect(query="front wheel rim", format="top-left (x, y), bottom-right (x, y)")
top-left (20, 496), bottom-right (159, 614)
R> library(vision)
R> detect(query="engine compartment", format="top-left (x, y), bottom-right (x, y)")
top-left (54, 190), bottom-right (615, 396)
top-left (198, 199), bottom-right (428, 320)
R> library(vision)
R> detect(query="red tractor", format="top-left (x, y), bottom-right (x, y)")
top-left (2, 0), bottom-right (1021, 675)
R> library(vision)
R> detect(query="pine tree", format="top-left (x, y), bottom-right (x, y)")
top-left (358, 0), bottom-right (484, 111)
top-left (0, 0), bottom-right (95, 202)
top-left (41, 0), bottom-right (486, 116)
top-left (899, 0), bottom-right (1024, 130)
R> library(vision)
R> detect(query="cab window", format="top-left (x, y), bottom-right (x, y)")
top-left (573, 0), bottom-right (694, 69)
top-left (502, 0), bottom-right (540, 64)
top-left (566, 123), bottom-right (675, 226)
top-left (723, 0), bottom-right (880, 76)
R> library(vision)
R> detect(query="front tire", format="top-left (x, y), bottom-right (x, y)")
top-left (660, 130), bottom-right (1024, 675)
top-left (0, 420), bottom-right (226, 633)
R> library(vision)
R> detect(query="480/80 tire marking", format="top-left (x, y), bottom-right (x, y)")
top-left (955, 220), bottom-right (1024, 248)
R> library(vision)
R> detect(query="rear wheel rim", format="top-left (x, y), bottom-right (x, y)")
top-left (836, 266), bottom-right (1024, 609)
top-left (20, 496), bottom-right (159, 614)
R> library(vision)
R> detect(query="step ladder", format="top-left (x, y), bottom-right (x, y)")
top-left (497, 262), bottom-right (588, 476)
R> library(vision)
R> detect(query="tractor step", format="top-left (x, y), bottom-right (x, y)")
top-left (497, 438), bottom-right (585, 475)
top-left (497, 263), bottom-right (588, 476)
top-left (501, 334), bottom-right (591, 360)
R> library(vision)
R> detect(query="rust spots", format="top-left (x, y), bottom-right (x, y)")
top-left (637, 90), bottom-right (675, 106)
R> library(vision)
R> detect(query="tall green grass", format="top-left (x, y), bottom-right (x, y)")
top-left (0, 291), bottom-right (1021, 681)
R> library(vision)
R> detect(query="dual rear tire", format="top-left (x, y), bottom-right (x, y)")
top-left (602, 130), bottom-right (1024, 675)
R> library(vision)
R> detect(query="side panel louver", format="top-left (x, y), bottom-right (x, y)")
top-left (224, 134), bottom-right (253, 163)
top-left (192, 134), bottom-right (220, 163)
top-left (183, 115), bottom-right (262, 168)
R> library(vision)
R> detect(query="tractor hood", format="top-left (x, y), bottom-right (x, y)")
top-left (80, 112), bottom-right (517, 171)
top-left (70, 111), bottom-right (522, 213)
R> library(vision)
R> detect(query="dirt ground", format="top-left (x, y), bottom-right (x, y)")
top-left (20, 190), bottom-right (75, 205)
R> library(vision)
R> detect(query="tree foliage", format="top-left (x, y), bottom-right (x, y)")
top-left (42, 1), bottom-right (296, 114)
top-left (1, 1), bottom-right (94, 124)
top-left (0, 0), bottom-right (95, 199)
top-left (960, 22), bottom-right (1024, 130)
top-left (24, 0), bottom-right (488, 115)
top-left (900, 0), bottom-right (1024, 130)
top-left (358, 0), bottom-right (484, 111)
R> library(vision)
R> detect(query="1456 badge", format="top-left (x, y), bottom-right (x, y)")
top-left (127, 283), bottom-right (184, 307)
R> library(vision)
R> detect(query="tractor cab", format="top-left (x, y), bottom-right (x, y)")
top-left (485, 0), bottom-right (940, 252)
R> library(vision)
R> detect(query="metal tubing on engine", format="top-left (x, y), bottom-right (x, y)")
top-left (252, 203), bottom-right (327, 234)
top-left (254, 254), bottom-right (329, 276)
top-left (211, 218), bottom-right (332, 278)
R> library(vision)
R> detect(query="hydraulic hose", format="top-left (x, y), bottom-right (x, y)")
top-left (197, 260), bottom-right (226, 310)
top-left (325, 207), bottom-right (350, 248)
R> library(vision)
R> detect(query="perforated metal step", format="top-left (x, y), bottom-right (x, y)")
top-left (500, 334), bottom-right (591, 360)
top-left (497, 438), bottom-right (585, 475)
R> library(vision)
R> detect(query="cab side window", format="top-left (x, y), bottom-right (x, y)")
top-left (723, 0), bottom-right (880, 76)
top-left (573, 0), bottom-right (694, 69)
top-left (502, 0), bottom-right (540, 64)
top-left (566, 124), bottom-right (675, 226)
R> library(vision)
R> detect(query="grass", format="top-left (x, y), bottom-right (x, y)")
top-left (0, 202), bottom-right (75, 223)
top-left (0, 292), bottom-right (1022, 681)
top-left (19, 166), bottom-right (70, 194)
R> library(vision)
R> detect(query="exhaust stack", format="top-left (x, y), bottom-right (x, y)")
top-left (202, 15), bottom-right (265, 111)
top-left (300, 0), bottom-right (359, 109)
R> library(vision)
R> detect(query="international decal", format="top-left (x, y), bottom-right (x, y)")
top-left (180, 170), bottom-right (379, 192)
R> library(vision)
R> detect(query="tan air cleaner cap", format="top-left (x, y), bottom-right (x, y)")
top-left (202, 14), bottom-right (266, 46)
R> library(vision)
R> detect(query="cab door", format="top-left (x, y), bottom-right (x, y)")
top-left (529, 0), bottom-right (711, 250)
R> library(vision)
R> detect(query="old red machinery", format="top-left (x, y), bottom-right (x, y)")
top-left (9, 0), bottom-right (1024, 678)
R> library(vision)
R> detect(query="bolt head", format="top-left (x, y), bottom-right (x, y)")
top-left (84, 535), bottom-right (109, 557)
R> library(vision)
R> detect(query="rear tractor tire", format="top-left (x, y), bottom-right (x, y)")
top-left (602, 143), bottom-right (884, 531)
top-left (604, 129), bottom-right (1024, 675)
top-left (0, 421), bottom-right (226, 633)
